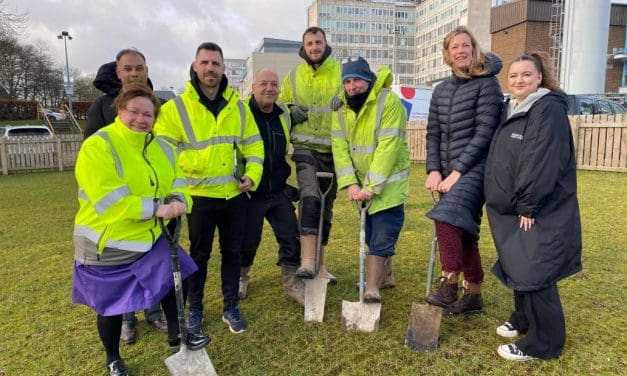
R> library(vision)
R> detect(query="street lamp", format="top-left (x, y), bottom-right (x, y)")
top-left (389, 27), bottom-right (405, 84)
top-left (57, 31), bottom-right (73, 115)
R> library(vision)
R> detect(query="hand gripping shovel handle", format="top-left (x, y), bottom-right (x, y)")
top-left (159, 218), bottom-right (187, 349)
top-left (358, 201), bottom-right (370, 303)
top-left (426, 192), bottom-right (438, 296)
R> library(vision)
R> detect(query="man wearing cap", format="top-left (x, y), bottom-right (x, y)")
top-left (279, 27), bottom-right (341, 282)
top-left (331, 57), bottom-right (410, 302)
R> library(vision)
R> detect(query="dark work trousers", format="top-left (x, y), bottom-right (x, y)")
top-left (187, 194), bottom-right (248, 312)
top-left (241, 190), bottom-right (300, 268)
top-left (508, 284), bottom-right (566, 359)
top-left (291, 148), bottom-right (337, 245)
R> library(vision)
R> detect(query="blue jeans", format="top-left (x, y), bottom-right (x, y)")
top-left (365, 204), bottom-right (405, 257)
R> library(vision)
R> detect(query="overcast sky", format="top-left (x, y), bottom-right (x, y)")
top-left (5, 0), bottom-right (312, 91)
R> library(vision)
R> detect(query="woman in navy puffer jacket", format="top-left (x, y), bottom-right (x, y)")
top-left (424, 26), bottom-right (503, 314)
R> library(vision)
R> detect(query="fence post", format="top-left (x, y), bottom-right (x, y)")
top-left (569, 115), bottom-right (580, 155)
top-left (56, 136), bottom-right (63, 172)
top-left (0, 138), bottom-right (7, 175)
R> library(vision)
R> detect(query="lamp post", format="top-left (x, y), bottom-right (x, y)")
top-left (389, 27), bottom-right (404, 84)
top-left (57, 31), bottom-right (73, 114)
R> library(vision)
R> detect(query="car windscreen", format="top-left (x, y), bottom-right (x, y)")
top-left (7, 128), bottom-right (51, 136)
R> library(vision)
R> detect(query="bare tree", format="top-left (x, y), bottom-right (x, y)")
top-left (0, 0), bottom-right (27, 41)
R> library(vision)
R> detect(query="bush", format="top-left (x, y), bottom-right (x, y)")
top-left (0, 99), bottom-right (38, 120)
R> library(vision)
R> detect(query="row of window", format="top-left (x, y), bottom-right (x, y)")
top-left (319, 19), bottom-right (416, 35)
top-left (330, 33), bottom-right (416, 48)
top-left (333, 47), bottom-right (416, 63)
top-left (319, 5), bottom-right (416, 21)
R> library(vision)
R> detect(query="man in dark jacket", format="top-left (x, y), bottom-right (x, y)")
top-left (239, 68), bottom-right (303, 305)
top-left (84, 48), bottom-right (168, 344)
top-left (84, 48), bottom-right (151, 139)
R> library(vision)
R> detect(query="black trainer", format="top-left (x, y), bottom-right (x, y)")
top-left (169, 332), bottom-right (211, 353)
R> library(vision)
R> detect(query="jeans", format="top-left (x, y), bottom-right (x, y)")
top-left (241, 188), bottom-right (300, 268)
top-left (365, 204), bottom-right (405, 257)
top-left (187, 194), bottom-right (247, 312)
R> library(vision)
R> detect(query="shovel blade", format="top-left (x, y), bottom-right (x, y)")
top-left (341, 300), bottom-right (381, 332)
top-left (304, 277), bottom-right (328, 322)
top-left (165, 347), bottom-right (217, 376)
top-left (405, 303), bottom-right (442, 352)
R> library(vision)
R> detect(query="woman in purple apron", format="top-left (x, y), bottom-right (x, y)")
top-left (72, 83), bottom-right (209, 376)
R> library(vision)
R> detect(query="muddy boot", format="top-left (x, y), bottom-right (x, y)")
top-left (281, 264), bottom-right (305, 306)
top-left (318, 246), bottom-right (338, 284)
top-left (296, 235), bottom-right (317, 279)
top-left (444, 281), bottom-right (484, 315)
top-left (238, 266), bottom-right (251, 299)
top-left (425, 274), bottom-right (459, 308)
top-left (363, 255), bottom-right (385, 303)
top-left (355, 256), bottom-right (395, 290)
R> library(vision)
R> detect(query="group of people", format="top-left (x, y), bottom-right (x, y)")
top-left (71, 24), bottom-right (581, 376)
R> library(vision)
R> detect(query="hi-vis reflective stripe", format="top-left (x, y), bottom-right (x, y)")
top-left (337, 89), bottom-right (392, 149)
top-left (172, 178), bottom-right (187, 189)
top-left (291, 133), bottom-right (332, 146)
top-left (366, 168), bottom-right (409, 186)
top-left (156, 137), bottom-right (176, 170)
top-left (94, 185), bottom-right (131, 215)
top-left (95, 131), bottom-right (123, 178)
top-left (309, 105), bottom-right (333, 114)
top-left (373, 90), bottom-right (390, 139)
top-left (188, 175), bottom-right (237, 186)
top-left (336, 166), bottom-right (356, 178)
top-left (378, 128), bottom-right (405, 138)
top-left (242, 134), bottom-right (262, 146)
top-left (173, 96), bottom-right (247, 150)
top-left (78, 189), bottom-right (88, 201)
top-left (332, 130), bottom-right (346, 138)
top-left (246, 156), bottom-right (263, 165)
top-left (140, 197), bottom-right (154, 220)
top-left (74, 225), bottom-right (153, 253)
top-left (277, 102), bottom-right (291, 131)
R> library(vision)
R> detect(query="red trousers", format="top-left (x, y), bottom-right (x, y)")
top-left (435, 221), bottom-right (484, 283)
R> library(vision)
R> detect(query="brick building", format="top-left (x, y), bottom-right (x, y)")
top-left (491, 0), bottom-right (627, 93)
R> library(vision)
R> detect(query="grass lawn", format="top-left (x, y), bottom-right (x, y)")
top-left (0, 165), bottom-right (624, 375)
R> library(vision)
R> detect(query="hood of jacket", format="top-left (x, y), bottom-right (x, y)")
top-left (484, 52), bottom-right (503, 76)
top-left (340, 66), bottom-right (393, 103)
top-left (93, 61), bottom-right (155, 95)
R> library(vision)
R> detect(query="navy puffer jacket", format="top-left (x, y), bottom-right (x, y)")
top-left (425, 53), bottom-right (503, 236)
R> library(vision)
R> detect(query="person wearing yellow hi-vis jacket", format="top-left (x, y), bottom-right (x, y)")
top-left (72, 84), bottom-right (209, 376)
top-left (279, 26), bottom-right (341, 283)
top-left (331, 57), bottom-right (410, 303)
top-left (153, 42), bottom-right (264, 335)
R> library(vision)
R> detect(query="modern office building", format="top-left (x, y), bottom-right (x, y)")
top-left (307, 0), bottom-right (419, 85)
top-left (224, 58), bottom-right (247, 94)
top-left (240, 38), bottom-right (303, 96)
top-left (415, 0), bottom-right (493, 86)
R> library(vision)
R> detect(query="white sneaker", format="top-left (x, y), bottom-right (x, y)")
top-left (497, 344), bottom-right (536, 361)
top-left (496, 321), bottom-right (519, 338)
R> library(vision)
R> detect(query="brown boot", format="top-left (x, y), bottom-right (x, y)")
top-left (296, 235), bottom-right (317, 278)
top-left (355, 256), bottom-right (395, 290)
top-left (363, 255), bottom-right (385, 303)
top-left (238, 266), bottom-right (251, 299)
top-left (425, 275), bottom-right (458, 308)
top-left (444, 281), bottom-right (483, 315)
top-left (281, 264), bottom-right (304, 306)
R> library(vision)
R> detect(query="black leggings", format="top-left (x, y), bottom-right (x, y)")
top-left (96, 284), bottom-right (186, 365)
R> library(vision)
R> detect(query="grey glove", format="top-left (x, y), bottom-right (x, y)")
top-left (290, 105), bottom-right (309, 124)
top-left (329, 94), bottom-right (344, 111)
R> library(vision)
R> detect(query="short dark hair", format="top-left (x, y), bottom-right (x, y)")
top-left (116, 48), bottom-right (146, 63)
top-left (113, 83), bottom-right (160, 118)
top-left (302, 26), bottom-right (327, 43)
top-left (196, 42), bottom-right (223, 58)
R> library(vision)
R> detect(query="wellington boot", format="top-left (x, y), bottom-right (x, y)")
top-left (238, 266), bottom-right (251, 299)
top-left (356, 256), bottom-right (395, 290)
top-left (296, 235), bottom-right (317, 279)
top-left (281, 264), bottom-right (305, 306)
top-left (363, 255), bottom-right (385, 303)
top-left (318, 245), bottom-right (338, 284)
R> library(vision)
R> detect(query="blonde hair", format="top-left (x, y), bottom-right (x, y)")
top-left (442, 26), bottom-right (488, 79)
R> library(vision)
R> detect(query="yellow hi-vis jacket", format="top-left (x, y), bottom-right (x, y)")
top-left (154, 82), bottom-right (264, 199)
top-left (74, 118), bottom-right (191, 257)
top-left (331, 67), bottom-right (410, 215)
top-left (279, 56), bottom-right (341, 153)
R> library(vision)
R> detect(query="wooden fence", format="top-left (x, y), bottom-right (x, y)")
top-left (0, 134), bottom-right (82, 175)
top-left (1, 116), bottom-right (625, 174)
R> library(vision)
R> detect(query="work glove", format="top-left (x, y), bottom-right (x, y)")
top-left (329, 94), bottom-right (343, 111)
top-left (289, 105), bottom-right (309, 124)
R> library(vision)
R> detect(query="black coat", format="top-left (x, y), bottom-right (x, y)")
top-left (484, 91), bottom-right (582, 291)
top-left (425, 54), bottom-right (503, 236)
top-left (84, 62), bottom-right (120, 139)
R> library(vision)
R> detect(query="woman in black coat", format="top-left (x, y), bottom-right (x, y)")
top-left (484, 51), bottom-right (582, 361)
top-left (424, 26), bottom-right (503, 314)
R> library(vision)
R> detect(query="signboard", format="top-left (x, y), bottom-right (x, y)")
top-left (391, 84), bottom-right (432, 121)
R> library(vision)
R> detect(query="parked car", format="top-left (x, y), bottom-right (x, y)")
top-left (567, 95), bottom-right (626, 115)
top-left (0, 125), bottom-right (54, 138)
top-left (44, 108), bottom-right (67, 121)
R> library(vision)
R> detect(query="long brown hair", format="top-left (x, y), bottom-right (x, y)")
top-left (510, 51), bottom-right (560, 91)
top-left (442, 26), bottom-right (488, 79)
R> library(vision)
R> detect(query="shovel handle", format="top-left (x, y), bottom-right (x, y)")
top-left (426, 193), bottom-right (439, 296)
top-left (358, 201), bottom-right (370, 302)
top-left (314, 172), bottom-right (335, 274)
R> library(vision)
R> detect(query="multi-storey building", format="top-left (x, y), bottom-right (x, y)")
top-left (224, 58), bottom-right (247, 94)
top-left (415, 0), bottom-right (493, 86)
top-left (308, 0), bottom-right (419, 85)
